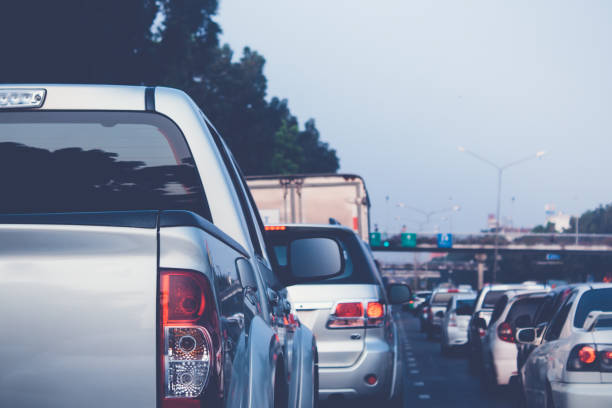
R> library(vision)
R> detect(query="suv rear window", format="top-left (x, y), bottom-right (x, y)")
top-left (432, 292), bottom-right (461, 305)
top-left (267, 228), bottom-right (375, 284)
top-left (0, 111), bottom-right (210, 218)
top-left (482, 290), bottom-right (506, 308)
top-left (574, 288), bottom-right (612, 328)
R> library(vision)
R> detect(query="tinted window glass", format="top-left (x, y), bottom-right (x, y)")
top-left (507, 297), bottom-right (546, 327)
top-left (483, 290), bottom-right (506, 308)
top-left (432, 293), bottom-right (456, 305)
top-left (0, 111), bottom-right (210, 218)
top-left (268, 228), bottom-right (375, 284)
top-left (456, 299), bottom-right (476, 315)
top-left (490, 296), bottom-right (508, 325)
top-left (545, 291), bottom-right (576, 341)
top-left (574, 288), bottom-right (612, 328)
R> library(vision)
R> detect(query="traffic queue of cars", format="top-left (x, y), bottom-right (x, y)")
top-left (424, 280), bottom-right (612, 408)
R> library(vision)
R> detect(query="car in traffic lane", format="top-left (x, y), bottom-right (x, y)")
top-left (266, 224), bottom-right (410, 405)
top-left (519, 283), bottom-right (612, 408)
top-left (479, 290), bottom-right (550, 390)
top-left (427, 287), bottom-right (475, 340)
top-left (467, 282), bottom-right (548, 371)
top-left (440, 292), bottom-right (477, 354)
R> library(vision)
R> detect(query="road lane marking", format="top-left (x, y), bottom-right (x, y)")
top-left (410, 369), bottom-right (420, 374)
top-left (413, 381), bottom-right (425, 386)
top-left (418, 394), bottom-right (431, 400)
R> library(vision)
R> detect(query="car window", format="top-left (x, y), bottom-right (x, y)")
top-left (432, 292), bottom-right (457, 305)
top-left (456, 299), bottom-right (476, 315)
top-left (267, 228), bottom-right (375, 284)
top-left (0, 111), bottom-right (211, 218)
top-left (506, 297), bottom-right (545, 327)
top-left (545, 291), bottom-right (577, 341)
top-left (482, 290), bottom-right (506, 308)
top-left (490, 295), bottom-right (508, 325)
top-left (573, 288), bottom-right (612, 328)
top-left (447, 298), bottom-right (453, 310)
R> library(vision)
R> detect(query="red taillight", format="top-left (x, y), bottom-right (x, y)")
top-left (497, 322), bottom-right (515, 343)
top-left (365, 374), bottom-right (378, 385)
top-left (160, 270), bottom-right (218, 407)
top-left (448, 289), bottom-right (459, 293)
top-left (578, 346), bottom-right (597, 364)
top-left (367, 302), bottom-right (384, 319)
top-left (478, 328), bottom-right (486, 338)
top-left (335, 302), bottom-right (364, 318)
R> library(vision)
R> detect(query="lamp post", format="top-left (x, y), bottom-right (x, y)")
top-left (396, 202), bottom-right (459, 229)
top-left (458, 147), bottom-right (546, 283)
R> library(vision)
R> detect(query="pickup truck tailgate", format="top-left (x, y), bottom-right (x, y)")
top-left (0, 222), bottom-right (158, 408)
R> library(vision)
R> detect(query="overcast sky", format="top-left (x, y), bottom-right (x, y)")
top-left (218, 1), bottom-right (612, 234)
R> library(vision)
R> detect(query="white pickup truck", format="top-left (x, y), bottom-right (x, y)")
top-left (0, 85), bottom-right (344, 408)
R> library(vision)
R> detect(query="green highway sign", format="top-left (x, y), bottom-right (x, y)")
top-left (369, 232), bottom-right (381, 247)
top-left (401, 233), bottom-right (417, 247)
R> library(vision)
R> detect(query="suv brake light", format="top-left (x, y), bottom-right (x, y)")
top-left (327, 301), bottom-right (385, 328)
top-left (160, 270), bottom-right (219, 407)
top-left (497, 322), bottom-right (515, 343)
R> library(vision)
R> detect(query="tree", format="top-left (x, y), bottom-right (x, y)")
top-left (0, 0), bottom-right (340, 176)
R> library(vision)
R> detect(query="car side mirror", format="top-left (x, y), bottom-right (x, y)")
top-left (285, 237), bottom-right (344, 285)
top-left (388, 283), bottom-right (412, 304)
top-left (516, 327), bottom-right (537, 344)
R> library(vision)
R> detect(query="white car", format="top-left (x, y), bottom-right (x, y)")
top-left (440, 293), bottom-right (477, 354)
top-left (427, 287), bottom-right (474, 339)
top-left (480, 289), bottom-right (550, 389)
top-left (519, 283), bottom-right (612, 408)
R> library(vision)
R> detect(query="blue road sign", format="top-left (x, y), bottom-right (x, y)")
top-left (546, 253), bottom-right (561, 261)
top-left (437, 233), bottom-right (453, 248)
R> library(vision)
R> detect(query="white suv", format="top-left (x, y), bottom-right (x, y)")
top-left (519, 283), bottom-right (612, 408)
top-left (480, 289), bottom-right (550, 389)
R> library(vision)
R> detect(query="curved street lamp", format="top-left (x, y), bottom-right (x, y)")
top-left (458, 147), bottom-right (546, 283)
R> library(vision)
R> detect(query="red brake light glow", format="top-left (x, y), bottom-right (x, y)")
top-left (335, 302), bottom-right (364, 318)
top-left (578, 346), bottom-right (597, 364)
top-left (497, 322), bottom-right (515, 343)
top-left (366, 302), bottom-right (384, 319)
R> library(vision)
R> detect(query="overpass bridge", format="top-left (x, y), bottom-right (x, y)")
top-left (369, 232), bottom-right (612, 255)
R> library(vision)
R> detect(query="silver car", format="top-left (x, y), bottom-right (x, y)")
top-left (266, 224), bottom-right (410, 405)
top-left (440, 293), bottom-right (477, 354)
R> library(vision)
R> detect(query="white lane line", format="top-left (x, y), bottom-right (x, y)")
top-left (413, 381), bottom-right (425, 387)
top-left (408, 363), bottom-right (417, 368)
top-left (407, 357), bottom-right (416, 362)
top-left (418, 394), bottom-right (431, 400)
top-left (410, 369), bottom-right (420, 374)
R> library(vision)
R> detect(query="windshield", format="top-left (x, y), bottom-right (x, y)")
top-left (0, 111), bottom-right (209, 218)
top-left (574, 288), bottom-right (612, 328)
top-left (432, 292), bottom-right (457, 305)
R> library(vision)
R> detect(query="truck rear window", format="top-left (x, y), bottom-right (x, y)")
top-left (0, 111), bottom-right (210, 219)
top-left (267, 228), bottom-right (375, 284)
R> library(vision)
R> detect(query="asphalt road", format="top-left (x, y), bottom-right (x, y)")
top-left (322, 311), bottom-right (517, 408)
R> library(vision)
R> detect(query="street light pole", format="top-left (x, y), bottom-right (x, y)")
top-left (458, 147), bottom-right (546, 283)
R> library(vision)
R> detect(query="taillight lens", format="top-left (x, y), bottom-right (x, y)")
top-left (336, 302), bottom-right (364, 318)
top-left (497, 322), bottom-right (515, 343)
top-left (449, 313), bottom-right (457, 327)
top-left (367, 302), bottom-right (384, 318)
top-left (568, 344), bottom-right (598, 371)
top-left (601, 349), bottom-right (612, 371)
top-left (160, 270), bottom-right (218, 407)
top-left (328, 301), bottom-right (385, 328)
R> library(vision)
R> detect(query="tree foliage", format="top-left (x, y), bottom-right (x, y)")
top-left (0, 0), bottom-right (339, 175)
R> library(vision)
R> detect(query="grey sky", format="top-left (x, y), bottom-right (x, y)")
top-left (218, 1), bottom-right (612, 233)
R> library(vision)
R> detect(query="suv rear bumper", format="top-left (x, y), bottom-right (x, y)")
top-left (319, 335), bottom-right (394, 399)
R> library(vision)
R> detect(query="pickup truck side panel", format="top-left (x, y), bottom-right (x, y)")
top-left (160, 224), bottom-right (277, 407)
top-left (0, 223), bottom-right (158, 408)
